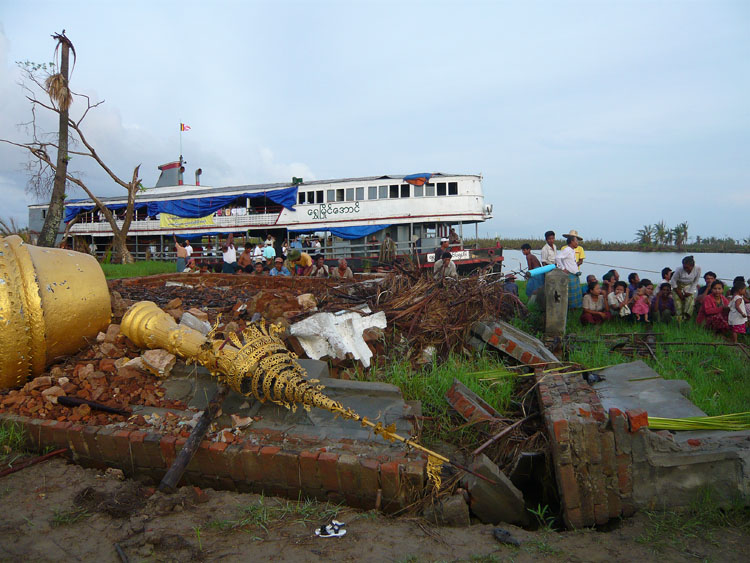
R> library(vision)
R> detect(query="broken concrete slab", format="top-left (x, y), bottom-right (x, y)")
top-left (472, 320), bottom-right (558, 365)
top-left (593, 360), bottom-right (705, 419)
top-left (163, 361), bottom-right (417, 445)
top-left (422, 494), bottom-right (471, 527)
top-left (290, 310), bottom-right (387, 368)
top-left (461, 454), bottom-right (529, 527)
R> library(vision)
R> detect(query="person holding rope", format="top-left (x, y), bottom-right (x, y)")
top-left (555, 230), bottom-right (584, 309)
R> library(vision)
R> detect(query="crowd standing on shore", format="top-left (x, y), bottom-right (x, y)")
top-left (524, 230), bottom-right (749, 341)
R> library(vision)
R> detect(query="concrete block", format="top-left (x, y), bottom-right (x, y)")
top-left (422, 494), bottom-right (471, 527)
top-left (461, 454), bottom-right (529, 526)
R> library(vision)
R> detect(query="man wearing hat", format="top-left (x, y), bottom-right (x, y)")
top-left (556, 230), bottom-right (584, 309)
top-left (434, 237), bottom-right (450, 262)
top-left (287, 249), bottom-right (313, 276)
top-left (561, 231), bottom-right (585, 268)
top-left (269, 256), bottom-right (291, 276)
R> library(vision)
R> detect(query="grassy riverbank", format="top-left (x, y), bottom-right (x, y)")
top-left (514, 280), bottom-right (750, 417)
top-left (471, 237), bottom-right (750, 254)
top-left (100, 261), bottom-right (176, 279)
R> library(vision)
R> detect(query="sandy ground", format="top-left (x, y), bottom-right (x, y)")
top-left (0, 458), bottom-right (747, 563)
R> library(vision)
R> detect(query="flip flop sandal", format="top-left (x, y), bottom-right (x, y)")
top-left (315, 524), bottom-right (346, 538)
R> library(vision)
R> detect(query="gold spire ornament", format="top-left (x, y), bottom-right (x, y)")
top-left (0, 235), bottom-right (111, 388)
top-left (121, 301), bottom-right (448, 487)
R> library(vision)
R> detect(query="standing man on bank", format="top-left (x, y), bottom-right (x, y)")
top-left (540, 230), bottom-right (557, 266)
top-left (556, 230), bottom-right (584, 309)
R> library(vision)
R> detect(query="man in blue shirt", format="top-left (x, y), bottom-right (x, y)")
top-left (269, 257), bottom-right (291, 276)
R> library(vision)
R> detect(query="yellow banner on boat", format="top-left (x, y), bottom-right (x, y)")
top-left (159, 213), bottom-right (215, 229)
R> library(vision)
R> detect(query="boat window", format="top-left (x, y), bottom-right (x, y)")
top-left (414, 185), bottom-right (424, 197)
top-left (368, 186), bottom-right (377, 200)
top-left (355, 187), bottom-right (364, 201)
top-left (336, 188), bottom-right (345, 202)
top-left (448, 182), bottom-right (458, 195)
top-left (327, 189), bottom-right (335, 202)
top-left (346, 188), bottom-right (354, 201)
top-left (437, 182), bottom-right (447, 196)
top-left (400, 184), bottom-right (409, 198)
top-left (316, 190), bottom-right (324, 203)
top-left (298, 192), bottom-right (307, 204)
top-left (426, 183), bottom-right (435, 197)
top-left (389, 185), bottom-right (399, 198)
top-left (378, 185), bottom-right (388, 199)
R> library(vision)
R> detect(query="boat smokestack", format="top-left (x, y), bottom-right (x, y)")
top-left (195, 168), bottom-right (202, 186)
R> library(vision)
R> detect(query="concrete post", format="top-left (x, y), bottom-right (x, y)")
top-left (544, 269), bottom-right (568, 337)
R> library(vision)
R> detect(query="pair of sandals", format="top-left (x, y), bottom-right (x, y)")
top-left (315, 519), bottom-right (346, 538)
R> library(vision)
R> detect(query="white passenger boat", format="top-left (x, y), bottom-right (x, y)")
top-left (28, 159), bottom-right (499, 271)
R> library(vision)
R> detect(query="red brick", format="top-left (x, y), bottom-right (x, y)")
top-left (95, 427), bottom-right (119, 462)
top-left (687, 438), bottom-right (701, 447)
top-left (66, 424), bottom-right (89, 459)
top-left (82, 425), bottom-right (101, 459)
top-left (225, 444), bottom-right (245, 482)
top-left (488, 334), bottom-right (499, 346)
top-left (336, 454), bottom-right (360, 494)
top-left (600, 432), bottom-right (616, 476)
top-left (593, 503), bottom-right (609, 526)
top-left (564, 506), bottom-right (584, 529)
top-left (160, 436), bottom-right (178, 465)
top-left (556, 463), bottom-right (580, 510)
top-left (616, 454), bottom-right (632, 495)
top-left (141, 433), bottom-right (165, 468)
top-left (241, 445), bottom-right (262, 482)
top-left (51, 421), bottom-right (72, 450)
top-left (553, 419), bottom-right (569, 442)
top-left (359, 458), bottom-right (380, 495)
top-left (625, 409), bottom-right (648, 433)
top-left (275, 450), bottom-right (301, 490)
top-left (299, 450), bottom-right (322, 491)
top-left (113, 430), bottom-right (132, 462)
top-left (380, 461), bottom-right (402, 509)
top-left (520, 351), bottom-right (532, 364)
top-left (39, 419), bottom-right (57, 447)
top-left (607, 488), bottom-right (622, 519)
top-left (318, 452), bottom-right (339, 491)
top-left (205, 441), bottom-right (230, 477)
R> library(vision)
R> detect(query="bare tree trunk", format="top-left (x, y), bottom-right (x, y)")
top-left (113, 230), bottom-right (134, 264)
top-left (38, 36), bottom-right (70, 247)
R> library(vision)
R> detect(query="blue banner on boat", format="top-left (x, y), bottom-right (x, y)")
top-left (289, 224), bottom-right (389, 240)
top-left (64, 186), bottom-right (299, 222)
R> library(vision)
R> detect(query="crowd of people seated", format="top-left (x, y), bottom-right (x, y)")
top-left (524, 231), bottom-right (748, 341)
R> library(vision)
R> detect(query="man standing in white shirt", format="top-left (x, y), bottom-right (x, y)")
top-left (222, 234), bottom-right (238, 273)
top-left (540, 230), bottom-right (556, 266)
top-left (556, 230), bottom-right (584, 309)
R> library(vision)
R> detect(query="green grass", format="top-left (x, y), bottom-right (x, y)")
top-left (208, 495), bottom-right (341, 536)
top-left (51, 507), bottom-right (91, 527)
top-left (636, 488), bottom-right (750, 553)
top-left (100, 260), bottom-right (177, 279)
top-left (512, 280), bottom-right (750, 416)
top-left (352, 354), bottom-right (516, 446)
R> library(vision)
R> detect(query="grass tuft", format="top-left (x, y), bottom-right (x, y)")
top-left (100, 260), bottom-right (177, 279)
top-left (352, 353), bottom-right (516, 446)
top-left (51, 507), bottom-right (91, 527)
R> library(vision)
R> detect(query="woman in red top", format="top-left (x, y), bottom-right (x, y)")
top-left (696, 280), bottom-right (730, 333)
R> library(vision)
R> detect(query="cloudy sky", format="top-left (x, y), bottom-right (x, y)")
top-left (1, 0), bottom-right (748, 241)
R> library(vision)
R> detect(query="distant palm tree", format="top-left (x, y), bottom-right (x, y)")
top-left (635, 224), bottom-right (655, 245)
top-left (654, 220), bottom-right (670, 245)
top-left (673, 222), bottom-right (689, 250)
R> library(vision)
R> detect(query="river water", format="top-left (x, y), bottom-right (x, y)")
top-left (500, 249), bottom-right (750, 284)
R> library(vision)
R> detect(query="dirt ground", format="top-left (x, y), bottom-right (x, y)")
top-left (1, 458), bottom-right (747, 563)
